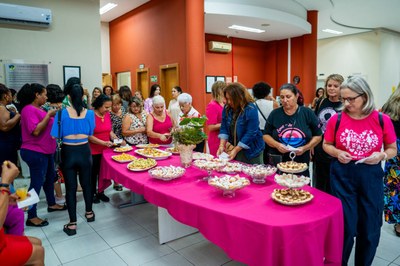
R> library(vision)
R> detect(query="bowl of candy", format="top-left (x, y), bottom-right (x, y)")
top-left (242, 164), bottom-right (277, 184)
top-left (208, 175), bottom-right (250, 198)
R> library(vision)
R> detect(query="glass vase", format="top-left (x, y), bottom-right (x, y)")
top-left (178, 144), bottom-right (196, 168)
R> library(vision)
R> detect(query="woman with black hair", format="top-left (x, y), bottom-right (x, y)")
top-left (18, 83), bottom-right (66, 228)
top-left (263, 83), bottom-right (322, 171)
top-left (118, 85), bottom-right (132, 111)
top-left (0, 83), bottom-right (21, 166)
top-left (144, 84), bottom-right (161, 113)
top-left (51, 83), bottom-right (95, 236)
top-left (89, 94), bottom-right (117, 203)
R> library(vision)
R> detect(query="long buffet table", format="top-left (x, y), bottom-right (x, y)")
top-left (99, 147), bottom-right (343, 266)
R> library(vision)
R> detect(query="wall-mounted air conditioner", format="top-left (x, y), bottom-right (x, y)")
top-left (208, 41), bottom-right (232, 53)
top-left (0, 3), bottom-right (52, 27)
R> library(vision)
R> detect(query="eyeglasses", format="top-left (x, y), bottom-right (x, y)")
top-left (341, 94), bottom-right (364, 103)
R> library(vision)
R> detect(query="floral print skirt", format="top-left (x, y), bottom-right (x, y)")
top-left (383, 139), bottom-right (400, 224)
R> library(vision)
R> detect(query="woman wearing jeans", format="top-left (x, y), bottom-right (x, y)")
top-left (51, 82), bottom-right (95, 236)
top-left (17, 83), bottom-right (66, 227)
top-left (323, 76), bottom-right (397, 265)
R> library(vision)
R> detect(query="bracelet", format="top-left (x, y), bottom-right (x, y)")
top-left (382, 152), bottom-right (388, 161)
top-left (0, 183), bottom-right (10, 188)
top-left (0, 189), bottom-right (10, 195)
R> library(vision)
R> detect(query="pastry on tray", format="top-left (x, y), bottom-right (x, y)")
top-left (271, 188), bottom-right (313, 205)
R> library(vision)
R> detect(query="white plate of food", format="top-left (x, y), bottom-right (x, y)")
top-left (277, 161), bottom-right (308, 173)
top-left (111, 153), bottom-right (136, 163)
top-left (165, 146), bottom-right (180, 155)
top-left (127, 158), bottom-right (157, 171)
top-left (148, 166), bottom-right (185, 181)
top-left (135, 148), bottom-right (172, 160)
top-left (114, 145), bottom-right (133, 153)
top-left (217, 162), bottom-right (243, 174)
top-left (271, 188), bottom-right (313, 205)
top-left (136, 143), bottom-right (160, 149)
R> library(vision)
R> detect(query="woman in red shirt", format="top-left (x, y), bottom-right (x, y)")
top-left (146, 96), bottom-right (173, 145)
top-left (89, 95), bottom-right (118, 203)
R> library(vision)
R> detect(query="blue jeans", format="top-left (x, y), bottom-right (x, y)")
top-left (20, 148), bottom-right (56, 219)
top-left (330, 159), bottom-right (384, 266)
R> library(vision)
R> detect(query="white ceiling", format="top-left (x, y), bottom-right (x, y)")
top-left (100, 0), bottom-right (400, 41)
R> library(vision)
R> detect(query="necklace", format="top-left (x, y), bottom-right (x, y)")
top-left (95, 111), bottom-right (105, 122)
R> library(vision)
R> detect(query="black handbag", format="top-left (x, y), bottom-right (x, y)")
top-left (54, 110), bottom-right (62, 166)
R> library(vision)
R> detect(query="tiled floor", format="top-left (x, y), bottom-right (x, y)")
top-left (17, 179), bottom-right (400, 266)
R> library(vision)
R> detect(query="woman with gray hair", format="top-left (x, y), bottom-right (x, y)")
top-left (122, 96), bottom-right (148, 145)
top-left (178, 93), bottom-right (204, 152)
top-left (323, 76), bottom-right (397, 265)
top-left (146, 95), bottom-right (173, 145)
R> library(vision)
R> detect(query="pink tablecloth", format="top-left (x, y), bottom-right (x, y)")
top-left (100, 148), bottom-right (343, 266)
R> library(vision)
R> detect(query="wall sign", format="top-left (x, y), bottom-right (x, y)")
top-left (63, 65), bottom-right (81, 85)
top-left (5, 63), bottom-right (48, 89)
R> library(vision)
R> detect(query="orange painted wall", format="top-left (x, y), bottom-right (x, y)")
top-left (109, 0), bottom-right (187, 94)
top-left (109, 1), bottom-right (318, 112)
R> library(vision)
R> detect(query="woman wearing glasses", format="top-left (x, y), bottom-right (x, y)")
top-left (263, 83), bottom-right (322, 173)
top-left (323, 76), bottom-right (397, 265)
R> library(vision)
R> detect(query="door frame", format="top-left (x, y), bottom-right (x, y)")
top-left (136, 67), bottom-right (150, 96)
top-left (159, 63), bottom-right (179, 101)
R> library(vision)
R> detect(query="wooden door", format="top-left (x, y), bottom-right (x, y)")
top-left (136, 68), bottom-right (149, 98)
top-left (160, 63), bottom-right (179, 106)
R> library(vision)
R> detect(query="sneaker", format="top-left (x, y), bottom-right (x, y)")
top-left (97, 192), bottom-right (110, 202)
top-left (55, 196), bottom-right (65, 205)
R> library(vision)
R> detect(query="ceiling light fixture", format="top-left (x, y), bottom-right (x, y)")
top-left (322, 29), bottom-right (343, 35)
top-left (228, 25), bottom-right (265, 33)
top-left (100, 3), bottom-right (118, 15)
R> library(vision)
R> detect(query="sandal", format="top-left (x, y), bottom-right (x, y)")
top-left (85, 211), bottom-right (95, 222)
top-left (113, 185), bottom-right (123, 191)
top-left (63, 222), bottom-right (77, 236)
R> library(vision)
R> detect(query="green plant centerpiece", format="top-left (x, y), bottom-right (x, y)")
top-left (171, 116), bottom-right (207, 167)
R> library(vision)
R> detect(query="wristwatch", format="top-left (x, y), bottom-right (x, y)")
top-left (0, 183), bottom-right (10, 188)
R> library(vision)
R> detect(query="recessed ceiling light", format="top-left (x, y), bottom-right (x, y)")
top-left (228, 25), bottom-right (265, 33)
top-left (322, 29), bottom-right (343, 35)
top-left (100, 3), bottom-right (118, 15)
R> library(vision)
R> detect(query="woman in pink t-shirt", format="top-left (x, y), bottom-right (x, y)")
top-left (146, 96), bottom-right (173, 145)
top-left (89, 95), bottom-right (119, 203)
top-left (206, 81), bottom-right (225, 156)
top-left (17, 83), bottom-right (67, 227)
top-left (323, 76), bottom-right (397, 265)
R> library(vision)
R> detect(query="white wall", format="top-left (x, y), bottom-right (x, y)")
top-left (0, 0), bottom-right (102, 91)
top-left (101, 22), bottom-right (110, 74)
top-left (317, 30), bottom-right (400, 107)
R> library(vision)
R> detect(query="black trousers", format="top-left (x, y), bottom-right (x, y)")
top-left (91, 154), bottom-right (102, 195)
top-left (61, 143), bottom-right (93, 222)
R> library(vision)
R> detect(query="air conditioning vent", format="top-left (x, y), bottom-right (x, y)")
top-left (0, 3), bottom-right (52, 27)
top-left (208, 41), bottom-right (232, 53)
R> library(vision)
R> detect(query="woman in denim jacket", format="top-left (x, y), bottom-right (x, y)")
top-left (217, 83), bottom-right (264, 164)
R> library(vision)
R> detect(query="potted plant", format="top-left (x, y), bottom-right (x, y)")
top-left (171, 116), bottom-right (207, 167)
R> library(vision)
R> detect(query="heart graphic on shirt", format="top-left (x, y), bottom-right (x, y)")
top-left (339, 129), bottom-right (378, 157)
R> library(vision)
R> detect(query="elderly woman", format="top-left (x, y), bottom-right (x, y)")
top-left (217, 83), bottom-right (264, 163)
top-left (144, 84), bottom-right (161, 113)
top-left (206, 81), bottom-right (225, 156)
top-left (178, 93), bottom-right (204, 152)
top-left (18, 83), bottom-right (67, 227)
top-left (122, 96), bottom-right (148, 145)
top-left (168, 86), bottom-right (183, 125)
top-left (146, 95), bottom-right (173, 145)
top-left (312, 74), bottom-right (344, 193)
top-left (323, 76), bottom-right (397, 265)
top-left (263, 83), bottom-right (322, 170)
